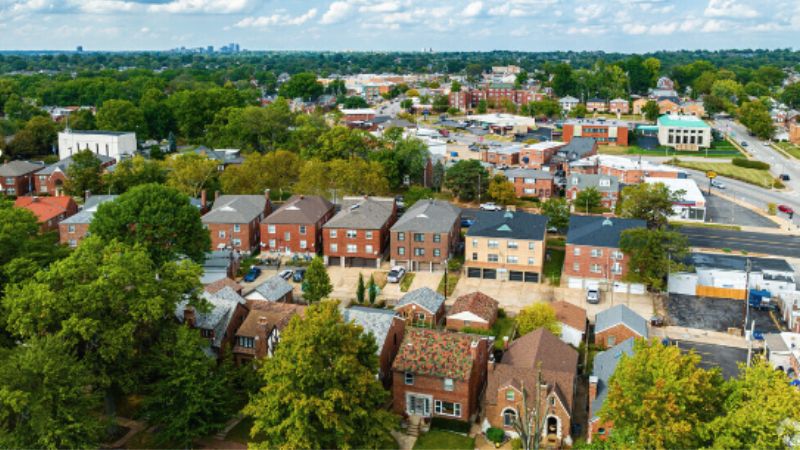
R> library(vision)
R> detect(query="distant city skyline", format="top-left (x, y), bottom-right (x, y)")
top-left (0, 0), bottom-right (796, 53)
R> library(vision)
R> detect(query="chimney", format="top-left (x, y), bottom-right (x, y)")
top-left (488, 352), bottom-right (496, 372)
top-left (264, 189), bottom-right (272, 214)
top-left (215, 190), bottom-right (220, 201)
top-left (588, 375), bottom-right (599, 404)
top-left (84, 190), bottom-right (91, 203)
top-left (201, 189), bottom-right (207, 209)
top-left (470, 339), bottom-right (480, 360)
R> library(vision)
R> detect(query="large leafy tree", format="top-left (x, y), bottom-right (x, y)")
top-left (600, 340), bottom-right (724, 449)
top-left (642, 100), bottom-right (660, 122)
top-left (165, 152), bottom-right (220, 198)
top-left (781, 83), bottom-right (800, 109)
top-left (0, 336), bottom-right (104, 449)
top-left (244, 301), bottom-right (398, 449)
top-left (619, 182), bottom-right (682, 229)
top-left (620, 228), bottom-right (688, 291)
top-left (207, 104), bottom-right (294, 152)
top-left (96, 99), bottom-right (147, 135)
top-left (220, 150), bottom-right (300, 195)
top-left (139, 88), bottom-right (176, 140)
top-left (738, 100), bottom-right (775, 140)
top-left (540, 197), bottom-right (569, 231)
top-left (574, 187), bottom-right (602, 213)
top-left (90, 184), bottom-right (210, 265)
top-left (278, 72), bottom-right (323, 101)
top-left (64, 149), bottom-right (104, 197)
top-left (167, 88), bottom-right (247, 140)
top-left (488, 174), bottom-right (516, 205)
top-left (303, 256), bottom-right (332, 303)
top-left (444, 159), bottom-right (489, 202)
top-left (5, 116), bottom-right (57, 159)
top-left (516, 303), bottom-right (561, 336)
top-left (294, 158), bottom-right (389, 198)
top-left (103, 155), bottom-right (167, 194)
top-left (303, 126), bottom-right (374, 161)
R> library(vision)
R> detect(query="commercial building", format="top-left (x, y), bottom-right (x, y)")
top-left (562, 120), bottom-right (629, 146)
top-left (58, 130), bottom-right (137, 161)
top-left (570, 154), bottom-right (687, 184)
top-left (657, 115), bottom-right (712, 151)
top-left (644, 177), bottom-right (706, 222)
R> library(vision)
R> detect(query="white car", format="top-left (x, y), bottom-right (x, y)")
top-left (387, 266), bottom-right (406, 283)
top-left (480, 202), bottom-right (502, 211)
top-left (711, 179), bottom-right (726, 189)
top-left (587, 288), bottom-right (600, 304)
top-left (278, 269), bottom-right (293, 280)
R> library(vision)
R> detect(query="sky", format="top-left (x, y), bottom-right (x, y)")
top-left (0, 0), bottom-right (797, 52)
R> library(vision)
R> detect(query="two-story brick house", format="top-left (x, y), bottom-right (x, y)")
top-left (0, 160), bottom-right (44, 196)
top-left (501, 169), bottom-right (555, 199)
top-left (260, 195), bottom-right (334, 256)
top-left (586, 98), bottom-right (607, 112)
top-left (233, 301), bottom-right (305, 364)
top-left (594, 304), bottom-right (648, 348)
top-left (484, 329), bottom-right (578, 447)
top-left (446, 292), bottom-right (499, 331)
top-left (344, 306), bottom-right (406, 388)
top-left (202, 192), bottom-right (272, 254)
top-left (33, 154), bottom-right (115, 196)
top-left (323, 196), bottom-right (397, 268)
top-left (518, 141), bottom-right (566, 170)
top-left (395, 287), bottom-right (446, 328)
top-left (562, 215), bottom-right (646, 291)
top-left (390, 199), bottom-right (461, 272)
top-left (562, 120), bottom-right (629, 146)
top-left (392, 328), bottom-right (490, 422)
top-left (565, 173), bottom-right (620, 210)
top-left (15, 196), bottom-right (78, 232)
top-left (465, 211), bottom-right (548, 283)
top-left (175, 285), bottom-right (249, 358)
top-left (482, 146), bottom-right (520, 167)
top-left (608, 98), bottom-right (629, 114)
top-left (59, 195), bottom-right (118, 247)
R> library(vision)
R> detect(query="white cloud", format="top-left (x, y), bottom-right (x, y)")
top-left (624, 23), bottom-right (647, 34)
top-left (235, 8), bottom-right (317, 28)
top-left (287, 8), bottom-right (317, 25)
top-left (462, 1), bottom-right (482, 17)
top-left (704, 0), bottom-right (758, 18)
top-left (320, 1), bottom-right (352, 24)
top-left (575, 3), bottom-right (604, 23)
top-left (359, 1), bottom-right (401, 13)
top-left (701, 18), bottom-right (726, 32)
top-left (147, 0), bottom-right (250, 14)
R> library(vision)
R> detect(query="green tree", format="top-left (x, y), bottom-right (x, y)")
top-left (540, 197), bottom-right (569, 231)
top-left (64, 149), bottom-right (104, 197)
top-left (103, 156), bottom-right (167, 194)
top-left (711, 79), bottom-right (745, 105)
top-left (96, 99), bottom-right (147, 135)
top-left (165, 152), bottom-right (220, 198)
top-left (68, 108), bottom-right (97, 130)
top-left (744, 81), bottom-right (769, 98)
top-left (278, 72), bottom-right (323, 101)
top-left (207, 103), bottom-right (294, 152)
top-left (433, 94), bottom-right (449, 113)
top-left (488, 174), bottom-right (516, 205)
top-left (450, 80), bottom-right (462, 93)
top-left (340, 96), bottom-right (369, 108)
top-left (739, 100), bottom-right (775, 140)
top-left (0, 336), bottom-right (104, 449)
top-left (404, 186), bottom-right (434, 207)
top-left (575, 187), bottom-right (602, 213)
top-left (516, 303), bottom-right (561, 336)
top-left (5, 116), bottom-right (57, 159)
top-left (781, 83), bottom-right (800, 109)
top-left (140, 88), bottom-right (176, 140)
top-left (703, 94), bottom-right (729, 116)
top-left (303, 256), bottom-right (332, 303)
top-left (477, 99), bottom-right (488, 114)
top-left (400, 98), bottom-right (413, 110)
top-left (220, 150), bottom-right (300, 196)
top-left (551, 63), bottom-right (575, 97)
top-left (432, 160), bottom-right (445, 191)
top-left (356, 272), bottom-right (366, 304)
top-left (444, 159), bottom-right (489, 202)
top-left (167, 88), bottom-right (246, 140)
top-left (569, 104), bottom-right (588, 118)
top-left (244, 301), bottom-right (397, 449)
top-left (642, 100), bottom-right (660, 122)
top-left (619, 228), bottom-right (689, 291)
top-left (305, 126), bottom-right (373, 161)
top-left (753, 65), bottom-right (786, 87)
top-left (600, 340), bottom-right (724, 449)
top-left (368, 274), bottom-right (377, 305)
top-left (619, 182), bottom-right (682, 229)
top-left (90, 184), bottom-right (210, 265)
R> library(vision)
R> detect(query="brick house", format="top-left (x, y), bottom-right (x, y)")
top-left (608, 98), bottom-right (629, 115)
top-left (501, 169), bottom-right (555, 199)
top-left (392, 328), bottom-right (490, 422)
top-left (658, 98), bottom-right (681, 115)
top-left (680, 100), bottom-right (706, 117)
top-left (791, 123), bottom-right (800, 145)
top-left (59, 195), bottom-right (118, 247)
top-left (586, 98), bottom-right (607, 112)
top-left (632, 98), bottom-right (649, 115)
top-left (244, 275), bottom-right (294, 303)
top-left (551, 301), bottom-right (587, 348)
top-left (390, 199), bottom-right (461, 272)
top-left (594, 305), bottom-right (648, 348)
top-left (233, 301), bottom-right (305, 364)
top-left (15, 196), bottom-right (78, 232)
top-left (563, 121), bottom-right (629, 146)
top-left (175, 286), bottom-right (249, 358)
top-left (260, 195), bottom-right (334, 256)
top-left (482, 146), bottom-right (520, 167)
top-left (588, 338), bottom-right (635, 442)
top-left (205, 277), bottom-right (243, 296)
top-left (565, 173), bottom-right (620, 210)
top-left (202, 192), bottom-right (272, 254)
top-left (550, 137), bottom-right (598, 172)
top-left (446, 292), bottom-right (499, 331)
top-left (484, 329), bottom-right (578, 446)
top-left (33, 154), bottom-right (115, 196)
top-left (518, 141), bottom-right (566, 169)
top-left (562, 215), bottom-right (646, 291)
top-left (344, 306), bottom-right (406, 388)
top-left (0, 160), bottom-right (44, 196)
top-left (323, 196), bottom-right (397, 268)
top-left (465, 211), bottom-right (548, 283)
top-left (396, 287), bottom-right (446, 328)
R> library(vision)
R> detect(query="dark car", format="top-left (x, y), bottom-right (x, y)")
top-left (293, 268), bottom-right (306, 282)
top-left (461, 218), bottom-right (475, 228)
top-left (243, 266), bottom-right (261, 282)
top-left (781, 174), bottom-right (791, 181)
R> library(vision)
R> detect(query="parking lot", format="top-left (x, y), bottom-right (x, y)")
top-left (666, 294), bottom-right (782, 334)
top-left (705, 193), bottom-right (778, 228)
top-left (672, 340), bottom-right (748, 379)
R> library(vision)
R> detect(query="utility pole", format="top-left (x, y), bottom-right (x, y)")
top-left (744, 257), bottom-right (752, 333)
top-left (747, 319), bottom-right (755, 367)
top-left (477, 172), bottom-right (481, 204)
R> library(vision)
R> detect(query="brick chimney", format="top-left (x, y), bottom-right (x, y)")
top-left (264, 189), bottom-right (272, 215)
top-left (588, 375), bottom-right (599, 405)
top-left (84, 190), bottom-right (91, 203)
top-left (201, 189), bottom-right (207, 210)
top-left (503, 335), bottom-right (510, 350)
top-left (184, 307), bottom-right (196, 327)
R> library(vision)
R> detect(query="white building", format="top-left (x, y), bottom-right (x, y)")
top-left (58, 130), bottom-right (137, 161)
top-left (644, 177), bottom-right (706, 222)
top-left (764, 332), bottom-right (800, 378)
top-left (657, 115), bottom-right (712, 151)
top-left (559, 96), bottom-right (580, 112)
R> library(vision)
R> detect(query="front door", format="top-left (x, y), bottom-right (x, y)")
top-left (407, 394), bottom-right (431, 417)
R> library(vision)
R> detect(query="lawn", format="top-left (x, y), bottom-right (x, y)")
top-left (492, 313), bottom-right (517, 350)
top-left (437, 272), bottom-right (460, 296)
top-left (670, 160), bottom-right (780, 189)
top-left (413, 430), bottom-right (475, 450)
top-left (543, 247), bottom-right (566, 286)
top-left (776, 142), bottom-right (800, 160)
top-left (400, 272), bottom-right (416, 292)
top-left (670, 221), bottom-right (741, 231)
top-left (600, 140), bottom-right (742, 158)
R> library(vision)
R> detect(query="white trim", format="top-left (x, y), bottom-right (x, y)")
top-left (447, 311), bottom-right (488, 323)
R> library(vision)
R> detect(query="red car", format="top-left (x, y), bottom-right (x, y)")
top-left (778, 204), bottom-right (794, 214)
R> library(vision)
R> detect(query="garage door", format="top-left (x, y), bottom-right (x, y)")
top-left (482, 269), bottom-right (497, 279)
top-left (348, 257), bottom-right (375, 268)
top-left (327, 256), bottom-right (341, 266)
top-left (524, 272), bottom-right (539, 283)
top-left (467, 268), bottom-right (482, 278)
top-left (568, 278), bottom-right (584, 289)
top-left (509, 271), bottom-right (524, 282)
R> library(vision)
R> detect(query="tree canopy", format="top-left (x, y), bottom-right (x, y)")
top-left (444, 159), bottom-right (489, 202)
top-left (516, 303), bottom-right (561, 336)
top-left (619, 182), bottom-right (683, 229)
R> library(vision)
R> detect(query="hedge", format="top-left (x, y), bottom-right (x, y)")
top-left (487, 427), bottom-right (506, 443)
top-left (732, 158), bottom-right (770, 170)
top-left (431, 417), bottom-right (471, 434)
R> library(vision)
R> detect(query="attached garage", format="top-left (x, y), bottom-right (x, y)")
top-left (482, 269), bottom-right (497, 279)
top-left (524, 272), bottom-right (539, 283)
top-left (467, 268), bottom-right (482, 278)
top-left (327, 256), bottom-right (341, 266)
top-left (347, 257), bottom-right (377, 268)
top-left (509, 271), bottom-right (524, 282)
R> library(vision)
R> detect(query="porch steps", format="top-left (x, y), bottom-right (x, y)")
top-left (406, 415), bottom-right (422, 437)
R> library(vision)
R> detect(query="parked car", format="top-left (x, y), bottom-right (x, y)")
top-left (781, 174), bottom-right (791, 181)
top-left (778, 204), bottom-right (794, 214)
top-left (461, 218), bottom-right (475, 228)
top-left (243, 266), bottom-right (261, 282)
top-left (292, 268), bottom-right (306, 282)
top-left (387, 266), bottom-right (406, 283)
top-left (740, 141), bottom-right (749, 147)
top-left (711, 179), bottom-right (726, 189)
top-left (480, 202), bottom-right (502, 211)
top-left (279, 269), bottom-right (294, 280)
top-left (586, 288), bottom-right (600, 304)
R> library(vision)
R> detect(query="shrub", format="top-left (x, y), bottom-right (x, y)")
top-left (431, 417), bottom-right (470, 434)
top-left (732, 157), bottom-right (770, 170)
top-left (768, 203), bottom-right (777, 215)
top-left (511, 438), bottom-right (522, 450)
top-left (447, 258), bottom-right (463, 272)
top-left (486, 427), bottom-right (506, 443)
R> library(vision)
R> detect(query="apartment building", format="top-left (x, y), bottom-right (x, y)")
top-left (562, 120), bottom-right (629, 146)
top-left (501, 169), bottom-right (555, 199)
top-left (518, 141), bottom-right (566, 169)
top-left (0, 160), bottom-right (44, 196)
top-left (390, 199), bottom-right (461, 272)
top-left (323, 196), bottom-right (397, 268)
top-left (202, 193), bottom-right (272, 254)
top-left (260, 195), bottom-right (335, 255)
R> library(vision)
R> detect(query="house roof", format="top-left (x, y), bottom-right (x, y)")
top-left (60, 195), bottom-right (118, 225)
top-left (392, 328), bottom-right (483, 380)
top-left (397, 287), bottom-right (445, 314)
top-left (566, 173), bottom-right (619, 193)
top-left (466, 210), bottom-right (548, 241)
top-left (343, 306), bottom-right (399, 355)
top-left (556, 137), bottom-right (597, 161)
top-left (551, 301), bottom-right (587, 332)
top-left (249, 275), bottom-right (293, 302)
top-left (202, 195), bottom-right (267, 224)
top-left (448, 292), bottom-right (499, 323)
top-left (62, 129), bottom-right (133, 136)
top-left (391, 199), bottom-right (460, 233)
top-left (236, 301), bottom-right (305, 338)
top-left (686, 252), bottom-right (794, 273)
top-left (0, 160), bottom-right (44, 177)
top-left (175, 286), bottom-right (246, 348)
top-left (502, 168), bottom-right (554, 180)
top-left (14, 196), bottom-right (75, 223)
top-left (36, 154), bottom-right (115, 175)
top-left (323, 196), bottom-right (395, 230)
top-left (559, 96), bottom-right (579, 103)
top-left (595, 305), bottom-right (648, 338)
top-left (587, 97), bottom-right (607, 103)
top-left (590, 338), bottom-right (636, 419)
top-left (264, 195), bottom-right (333, 225)
top-left (204, 277), bottom-right (242, 294)
top-left (566, 215), bottom-right (645, 248)
top-left (486, 365), bottom-right (575, 413)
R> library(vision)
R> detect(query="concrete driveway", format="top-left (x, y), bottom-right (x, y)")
top-left (381, 271), bottom-right (444, 303)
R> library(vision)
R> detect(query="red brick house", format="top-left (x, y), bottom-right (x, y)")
top-left (323, 196), bottom-right (397, 268)
top-left (501, 169), bottom-right (555, 199)
top-left (176, 285), bottom-right (249, 358)
top-left (205, 277), bottom-right (243, 295)
top-left (260, 195), bottom-right (334, 256)
top-left (390, 199), bottom-right (461, 272)
top-left (446, 292), bottom-right (499, 331)
top-left (395, 287), bottom-right (446, 328)
top-left (233, 301), bottom-right (306, 364)
top-left (569, 155), bottom-right (686, 185)
top-left (594, 305), bottom-right (648, 349)
top-left (0, 160), bottom-right (44, 196)
top-left (15, 196), bottom-right (78, 232)
top-left (608, 98), bottom-right (629, 115)
top-left (519, 141), bottom-right (566, 170)
top-left (586, 98), bottom-right (607, 112)
top-left (562, 121), bottom-right (629, 146)
top-left (588, 338), bottom-right (635, 442)
top-left (33, 154), bottom-right (115, 196)
top-left (202, 192), bottom-right (272, 254)
top-left (344, 306), bottom-right (406, 388)
top-left (392, 328), bottom-right (490, 422)
top-left (482, 146), bottom-right (520, 167)
top-left (59, 195), bottom-right (118, 247)
top-left (484, 329), bottom-right (578, 446)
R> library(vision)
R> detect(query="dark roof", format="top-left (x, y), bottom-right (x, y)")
top-left (566, 215), bottom-right (645, 248)
top-left (343, 306), bottom-right (400, 355)
top-left (236, 302), bottom-right (305, 338)
top-left (587, 97), bottom-right (607, 103)
top-left (324, 196), bottom-right (395, 230)
top-left (466, 211), bottom-right (548, 240)
top-left (448, 292), bottom-right (499, 323)
top-left (0, 160), bottom-right (44, 177)
top-left (202, 195), bottom-right (267, 224)
top-left (686, 252), bottom-right (794, 273)
top-left (392, 328), bottom-right (484, 380)
top-left (502, 168), bottom-right (554, 180)
top-left (556, 137), bottom-right (597, 161)
top-left (264, 195), bottom-right (333, 225)
top-left (590, 338), bottom-right (635, 419)
top-left (391, 199), bottom-right (460, 233)
top-left (595, 305), bottom-right (648, 338)
top-left (36, 154), bottom-right (116, 175)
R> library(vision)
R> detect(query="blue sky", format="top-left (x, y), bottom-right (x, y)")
top-left (0, 0), bottom-right (796, 52)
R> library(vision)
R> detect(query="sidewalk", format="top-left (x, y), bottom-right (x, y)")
top-left (650, 325), bottom-right (752, 349)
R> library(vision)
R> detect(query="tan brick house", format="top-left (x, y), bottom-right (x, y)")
top-left (260, 194), bottom-right (334, 256)
top-left (323, 196), bottom-right (397, 268)
top-left (392, 328), bottom-right (490, 422)
top-left (594, 305), bottom-right (648, 348)
top-left (59, 195), bottom-right (118, 247)
top-left (484, 329), bottom-right (578, 447)
top-left (344, 306), bottom-right (406, 388)
top-left (446, 292), bottom-right (499, 331)
top-left (202, 192), bottom-right (272, 254)
top-left (395, 287), bottom-right (446, 328)
top-left (608, 98), bottom-right (629, 114)
top-left (390, 199), bottom-right (461, 272)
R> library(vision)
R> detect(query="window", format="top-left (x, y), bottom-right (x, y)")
top-left (433, 248), bottom-right (441, 257)
top-left (415, 312), bottom-right (426, 322)
top-left (433, 233), bottom-right (441, 243)
top-left (523, 188), bottom-right (536, 194)
top-left (523, 177), bottom-right (535, 184)
top-left (488, 240), bottom-right (499, 249)
top-left (506, 390), bottom-right (515, 401)
top-left (404, 372), bottom-right (414, 385)
top-left (237, 336), bottom-right (255, 348)
top-left (507, 256), bottom-right (519, 264)
top-left (232, 239), bottom-right (241, 247)
top-left (329, 230), bottom-right (337, 238)
top-left (67, 224), bottom-right (75, 233)
top-left (268, 225), bottom-right (276, 234)
top-left (413, 233), bottom-right (425, 242)
top-left (472, 252), bottom-right (478, 261)
top-left (488, 254), bottom-right (499, 262)
top-left (434, 401), bottom-right (461, 418)
top-left (218, 231), bottom-right (226, 239)
top-left (502, 408), bottom-right (517, 427)
top-left (549, 396), bottom-right (556, 406)
top-left (269, 239), bottom-right (276, 248)
top-left (591, 249), bottom-right (602, 258)
top-left (590, 264), bottom-right (601, 273)
top-left (398, 246), bottom-right (405, 255)
top-left (607, 336), bottom-right (616, 346)
top-left (612, 251), bottom-right (623, 260)
top-left (529, 242), bottom-right (536, 250)
top-left (612, 262), bottom-right (622, 274)
top-left (330, 243), bottom-right (338, 252)
top-left (284, 232), bottom-right (291, 241)
top-left (365, 244), bottom-right (374, 254)
top-left (299, 225), bottom-right (307, 235)
top-left (398, 232), bottom-right (405, 241)
top-left (507, 240), bottom-right (518, 249)
top-left (472, 239), bottom-right (478, 248)
top-left (573, 247), bottom-right (581, 256)
top-left (414, 248), bottom-right (425, 256)
top-left (300, 240), bottom-right (307, 249)
top-left (233, 224), bottom-right (241, 232)
top-left (365, 231), bottom-right (373, 240)
top-left (201, 329), bottom-right (212, 338)
top-left (347, 230), bottom-right (357, 238)
top-left (68, 239), bottom-right (77, 247)
top-left (347, 244), bottom-right (358, 253)
top-left (443, 378), bottom-right (454, 391)
top-left (528, 257), bottom-right (535, 265)
top-left (573, 263), bottom-right (580, 271)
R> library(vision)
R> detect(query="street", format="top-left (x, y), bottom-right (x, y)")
top-left (679, 226), bottom-right (800, 257)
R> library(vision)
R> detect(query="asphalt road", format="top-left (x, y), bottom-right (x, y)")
top-left (679, 226), bottom-right (800, 257)
top-left (672, 341), bottom-right (748, 380)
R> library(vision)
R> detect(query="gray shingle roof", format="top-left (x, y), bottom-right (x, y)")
top-left (556, 137), bottom-right (597, 161)
top-left (323, 197), bottom-right (395, 230)
top-left (0, 160), bottom-right (44, 177)
top-left (36, 154), bottom-right (115, 175)
top-left (566, 173), bottom-right (619, 193)
top-left (566, 215), bottom-right (645, 248)
top-left (343, 306), bottom-right (398, 355)
top-left (264, 195), bottom-right (333, 225)
top-left (466, 211), bottom-right (548, 240)
top-left (590, 338), bottom-right (635, 419)
top-left (502, 168), bottom-right (554, 180)
top-left (251, 275), bottom-right (293, 302)
top-left (60, 195), bottom-right (118, 225)
top-left (595, 305), bottom-right (648, 338)
top-left (391, 199), bottom-right (460, 233)
top-left (202, 195), bottom-right (267, 224)
top-left (175, 286), bottom-right (246, 348)
top-left (397, 287), bottom-right (445, 314)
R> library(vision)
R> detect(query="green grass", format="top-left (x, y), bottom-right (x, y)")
top-left (775, 142), bottom-right (800, 159)
top-left (492, 313), bottom-right (517, 350)
top-left (437, 272), bottom-right (460, 296)
top-left (400, 272), bottom-right (416, 292)
top-left (601, 138), bottom-right (742, 158)
top-left (670, 221), bottom-right (742, 231)
top-left (546, 236), bottom-right (566, 247)
top-left (413, 430), bottom-right (475, 450)
top-left (543, 247), bottom-right (566, 286)
top-left (670, 160), bottom-right (780, 189)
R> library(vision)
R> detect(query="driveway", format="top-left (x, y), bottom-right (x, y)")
top-left (327, 266), bottom-right (381, 305)
top-left (666, 294), bottom-right (783, 333)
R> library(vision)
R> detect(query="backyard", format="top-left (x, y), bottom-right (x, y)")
top-left (543, 237), bottom-right (566, 286)
top-left (492, 311), bottom-right (517, 350)
top-left (413, 430), bottom-right (475, 450)
top-left (669, 160), bottom-right (781, 189)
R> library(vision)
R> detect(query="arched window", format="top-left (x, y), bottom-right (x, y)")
top-left (502, 408), bottom-right (517, 427)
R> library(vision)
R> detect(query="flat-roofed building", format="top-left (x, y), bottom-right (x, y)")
top-left (657, 115), bottom-right (712, 151)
